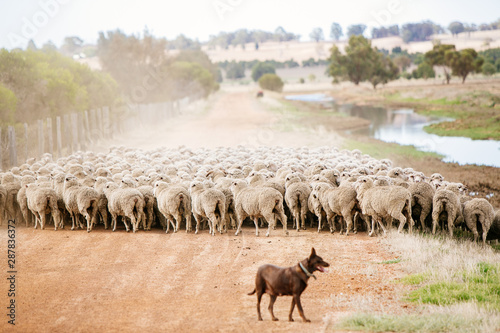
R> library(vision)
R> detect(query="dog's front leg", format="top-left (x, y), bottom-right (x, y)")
top-left (294, 295), bottom-right (310, 323)
top-left (289, 298), bottom-right (295, 322)
top-left (268, 295), bottom-right (278, 321)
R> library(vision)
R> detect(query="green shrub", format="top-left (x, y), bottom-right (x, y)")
top-left (482, 62), bottom-right (497, 76)
top-left (251, 62), bottom-right (276, 81)
top-left (258, 73), bottom-right (284, 92)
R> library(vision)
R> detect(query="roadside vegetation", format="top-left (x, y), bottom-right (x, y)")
top-left (333, 231), bottom-right (500, 332)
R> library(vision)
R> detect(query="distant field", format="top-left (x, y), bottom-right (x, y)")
top-left (202, 29), bottom-right (500, 63)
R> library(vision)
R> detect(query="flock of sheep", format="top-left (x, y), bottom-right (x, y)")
top-left (1, 145), bottom-right (499, 244)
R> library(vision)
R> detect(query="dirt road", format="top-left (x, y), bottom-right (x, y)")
top-left (0, 88), bottom-right (411, 332)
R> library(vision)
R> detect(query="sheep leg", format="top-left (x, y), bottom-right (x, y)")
top-left (317, 213), bottom-right (322, 233)
top-left (300, 206), bottom-right (307, 230)
top-left (100, 208), bottom-right (109, 229)
top-left (234, 211), bottom-right (247, 236)
top-left (395, 212), bottom-right (407, 233)
top-left (326, 212), bottom-right (336, 233)
top-left (263, 213), bottom-right (275, 237)
top-left (377, 217), bottom-right (387, 236)
top-left (447, 210), bottom-right (455, 238)
top-left (279, 211), bottom-right (288, 236)
top-left (207, 213), bottom-right (218, 236)
top-left (40, 211), bottom-right (46, 230)
top-left (420, 204), bottom-right (431, 233)
top-left (431, 204), bottom-right (441, 234)
top-left (343, 212), bottom-right (353, 236)
top-left (193, 214), bottom-right (201, 234)
top-left (253, 217), bottom-right (260, 236)
top-left (111, 214), bottom-right (118, 232)
top-left (122, 217), bottom-right (130, 232)
top-left (368, 217), bottom-right (376, 237)
top-left (173, 213), bottom-right (183, 233)
top-left (293, 209), bottom-right (300, 232)
top-left (186, 214), bottom-right (192, 233)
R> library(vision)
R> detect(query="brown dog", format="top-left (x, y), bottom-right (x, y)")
top-left (248, 247), bottom-right (329, 322)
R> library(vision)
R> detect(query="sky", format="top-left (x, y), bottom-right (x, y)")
top-left (1, 0), bottom-right (499, 49)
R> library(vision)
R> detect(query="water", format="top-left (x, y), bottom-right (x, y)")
top-left (285, 93), bottom-right (500, 167)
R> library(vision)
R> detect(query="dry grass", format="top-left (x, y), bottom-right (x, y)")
top-left (330, 231), bottom-right (500, 332)
top-left (383, 231), bottom-right (500, 280)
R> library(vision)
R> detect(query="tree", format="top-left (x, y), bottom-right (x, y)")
top-left (412, 62), bottom-right (435, 79)
top-left (448, 21), bottom-right (464, 36)
top-left (258, 73), bottom-right (284, 92)
top-left (482, 62), bottom-right (496, 76)
top-left (347, 24), bottom-right (367, 37)
top-left (368, 51), bottom-right (399, 89)
top-left (327, 35), bottom-right (399, 88)
top-left (0, 83), bottom-right (17, 124)
top-left (401, 21), bottom-right (443, 43)
top-left (445, 48), bottom-right (484, 83)
top-left (251, 62), bottom-right (275, 81)
top-left (393, 55), bottom-right (412, 72)
top-left (425, 44), bottom-right (456, 84)
top-left (225, 61), bottom-right (245, 79)
top-left (309, 27), bottom-right (324, 42)
top-left (330, 22), bottom-right (343, 41)
top-left (60, 36), bottom-right (84, 56)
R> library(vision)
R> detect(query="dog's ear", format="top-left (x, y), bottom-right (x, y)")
top-left (310, 247), bottom-right (316, 258)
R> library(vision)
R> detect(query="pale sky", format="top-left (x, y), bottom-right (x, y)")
top-left (1, 0), bottom-right (499, 49)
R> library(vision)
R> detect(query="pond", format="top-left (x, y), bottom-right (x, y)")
top-left (285, 93), bottom-right (500, 167)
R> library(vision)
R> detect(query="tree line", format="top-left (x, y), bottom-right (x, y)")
top-left (327, 36), bottom-right (495, 88)
top-left (0, 29), bottom-right (222, 130)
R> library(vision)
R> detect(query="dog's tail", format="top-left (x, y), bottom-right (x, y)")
top-left (247, 289), bottom-right (256, 295)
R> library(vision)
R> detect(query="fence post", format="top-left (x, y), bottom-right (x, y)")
top-left (23, 123), bottom-right (28, 162)
top-left (84, 111), bottom-right (90, 144)
top-left (71, 113), bottom-right (79, 152)
top-left (47, 117), bottom-right (53, 157)
top-left (96, 108), bottom-right (103, 139)
top-left (63, 114), bottom-right (71, 153)
top-left (56, 117), bottom-right (62, 158)
top-left (103, 107), bottom-right (110, 139)
top-left (37, 119), bottom-right (44, 158)
top-left (78, 113), bottom-right (86, 151)
top-left (8, 126), bottom-right (17, 168)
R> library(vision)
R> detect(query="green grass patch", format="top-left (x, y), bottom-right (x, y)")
top-left (386, 93), bottom-right (465, 106)
top-left (336, 312), bottom-right (489, 333)
top-left (381, 258), bottom-right (401, 264)
top-left (407, 263), bottom-right (500, 311)
top-left (424, 119), bottom-right (500, 140)
top-left (399, 273), bottom-right (429, 285)
top-left (343, 138), bottom-right (444, 161)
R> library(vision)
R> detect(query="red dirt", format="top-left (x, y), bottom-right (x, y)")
top-left (1, 225), bottom-right (412, 332)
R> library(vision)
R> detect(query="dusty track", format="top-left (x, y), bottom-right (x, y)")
top-left (2, 225), bottom-right (410, 332)
top-left (0, 88), bottom-right (411, 332)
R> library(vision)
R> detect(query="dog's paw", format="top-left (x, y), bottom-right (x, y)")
top-left (272, 317), bottom-right (279, 321)
top-left (304, 318), bottom-right (311, 323)
top-left (289, 317), bottom-right (294, 322)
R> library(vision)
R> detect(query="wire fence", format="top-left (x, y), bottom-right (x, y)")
top-left (0, 99), bottom-right (189, 171)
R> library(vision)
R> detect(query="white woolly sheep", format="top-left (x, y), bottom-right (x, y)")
top-left (103, 182), bottom-right (145, 233)
top-left (355, 177), bottom-right (413, 237)
top-left (190, 181), bottom-right (226, 236)
top-left (230, 180), bottom-right (288, 237)
top-left (154, 181), bottom-right (192, 233)
top-left (463, 198), bottom-right (495, 244)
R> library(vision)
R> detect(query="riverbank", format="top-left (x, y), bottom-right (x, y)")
top-left (328, 78), bottom-right (500, 140)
